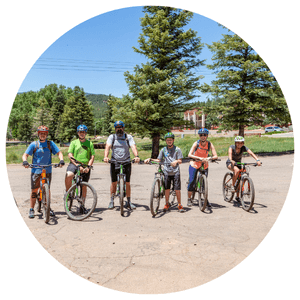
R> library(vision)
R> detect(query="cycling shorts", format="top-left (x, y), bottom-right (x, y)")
top-left (66, 163), bottom-right (91, 182)
top-left (164, 173), bottom-right (181, 191)
top-left (226, 159), bottom-right (242, 169)
top-left (31, 173), bottom-right (52, 190)
top-left (110, 162), bottom-right (132, 183)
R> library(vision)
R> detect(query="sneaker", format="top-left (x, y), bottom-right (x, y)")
top-left (207, 201), bottom-right (212, 208)
top-left (178, 205), bottom-right (185, 213)
top-left (79, 205), bottom-right (88, 214)
top-left (235, 197), bottom-right (241, 203)
top-left (50, 208), bottom-right (55, 217)
top-left (163, 203), bottom-right (170, 211)
top-left (125, 201), bottom-right (136, 210)
top-left (108, 200), bottom-right (114, 209)
top-left (29, 208), bottom-right (35, 219)
top-left (187, 198), bottom-right (193, 207)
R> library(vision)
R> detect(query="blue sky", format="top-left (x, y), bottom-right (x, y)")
top-left (18, 6), bottom-right (228, 99)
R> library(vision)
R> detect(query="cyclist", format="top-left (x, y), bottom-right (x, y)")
top-left (65, 125), bottom-right (95, 213)
top-left (144, 132), bottom-right (185, 213)
top-left (22, 125), bottom-right (65, 219)
top-left (226, 135), bottom-right (261, 202)
top-left (187, 128), bottom-right (218, 208)
top-left (103, 120), bottom-right (140, 210)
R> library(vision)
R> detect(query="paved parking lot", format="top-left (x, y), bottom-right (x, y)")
top-left (7, 154), bottom-right (294, 294)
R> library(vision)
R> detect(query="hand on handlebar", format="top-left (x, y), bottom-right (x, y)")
top-left (103, 157), bottom-right (110, 163)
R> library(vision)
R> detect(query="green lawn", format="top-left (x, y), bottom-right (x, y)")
top-left (6, 134), bottom-right (294, 164)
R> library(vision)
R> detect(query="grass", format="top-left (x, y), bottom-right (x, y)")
top-left (6, 134), bottom-right (294, 164)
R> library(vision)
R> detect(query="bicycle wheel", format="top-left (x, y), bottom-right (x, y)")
top-left (150, 178), bottom-right (161, 217)
top-left (240, 176), bottom-right (255, 211)
top-left (223, 172), bottom-right (234, 202)
top-left (42, 184), bottom-right (50, 223)
top-left (64, 182), bottom-right (97, 221)
top-left (198, 174), bottom-right (208, 212)
top-left (119, 177), bottom-right (125, 216)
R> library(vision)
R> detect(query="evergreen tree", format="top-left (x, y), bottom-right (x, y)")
top-left (17, 113), bottom-right (33, 144)
top-left (201, 29), bottom-right (291, 136)
top-left (59, 86), bottom-right (94, 141)
top-left (102, 95), bottom-right (114, 136)
top-left (34, 97), bottom-right (53, 135)
top-left (111, 6), bottom-right (205, 158)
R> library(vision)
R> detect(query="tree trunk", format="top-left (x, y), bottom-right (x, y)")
top-left (151, 133), bottom-right (160, 159)
top-left (238, 125), bottom-right (245, 137)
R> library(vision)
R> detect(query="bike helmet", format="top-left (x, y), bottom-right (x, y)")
top-left (37, 125), bottom-right (49, 133)
top-left (77, 124), bottom-right (88, 132)
top-left (198, 128), bottom-right (209, 135)
top-left (234, 136), bottom-right (245, 142)
top-left (164, 132), bottom-right (175, 139)
top-left (114, 120), bottom-right (125, 128)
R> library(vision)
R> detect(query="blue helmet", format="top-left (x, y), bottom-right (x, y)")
top-left (77, 124), bottom-right (88, 132)
top-left (198, 128), bottom-right (209, 135)
top-left (114, 120), bottom-right (125, 128)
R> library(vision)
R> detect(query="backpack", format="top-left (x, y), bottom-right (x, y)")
top-left (111, 133), bottom-right (130, 148)
top-left (32, 140), bottom-right (52, 162)
top-left (162, 146), bottom-right (179, 159)
top-left (196, 140), bottom-right (211, 153)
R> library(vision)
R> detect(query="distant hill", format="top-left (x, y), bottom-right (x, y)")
top-left (86, 93), bottom-right (109, 119)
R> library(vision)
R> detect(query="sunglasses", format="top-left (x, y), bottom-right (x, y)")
top-left (200, 134), bottom-right (207, 137)
top-left (115, 126), bottom-right (123, 129)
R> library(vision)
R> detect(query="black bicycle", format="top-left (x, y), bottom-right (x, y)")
top-left (223, 162), bottom-right (261, 211)
top-left (187, 157), bottom-right (221, 212)
top-left (64, 158), bottom-right (97, 221)
top-left (148, 161), bottom-right (177, 217)
top-left (106, 159), bottom-right (136, 216)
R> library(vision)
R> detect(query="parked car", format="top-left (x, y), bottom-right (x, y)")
top-left (265, 126), bottom-right (284, 133)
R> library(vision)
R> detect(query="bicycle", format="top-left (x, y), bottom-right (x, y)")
top-left (222, 162), bottom-right (261, 211)
top-left (28, 163), bottom-right (61, 223)
top-left (148, 161), bottom-right (177, 217)
top-left (187, 157), bottom-right (221, 212)
top-left (64, 158), bottom-right (97, 221)
top-left (105, 159), bottom-right (136, 216)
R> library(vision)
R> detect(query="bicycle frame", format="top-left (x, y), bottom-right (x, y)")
top-left (116, 164), bottom-right (127, 197)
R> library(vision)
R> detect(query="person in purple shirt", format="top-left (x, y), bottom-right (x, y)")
top-left (22, 125), bottom-right (65, 219)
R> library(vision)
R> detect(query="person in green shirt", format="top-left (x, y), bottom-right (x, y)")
top-left (65, 125), bottom-right (95, 207)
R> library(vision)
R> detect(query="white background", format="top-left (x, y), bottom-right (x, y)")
top-left (1, 1), bottom-right (299, 299)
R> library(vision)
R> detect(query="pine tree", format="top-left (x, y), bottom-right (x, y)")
top-left (201, 29), bottom-right (291, 136)
top-left (59, 86), bottom-right (94, 141)
top-left (111, 6), bottom-right (205, 158)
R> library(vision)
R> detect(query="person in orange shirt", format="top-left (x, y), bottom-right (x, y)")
top-left (187, 128), bottom-right (218, 208)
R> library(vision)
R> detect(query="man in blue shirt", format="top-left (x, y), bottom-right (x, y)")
top-left (22, 125), bottom-right (65, 219)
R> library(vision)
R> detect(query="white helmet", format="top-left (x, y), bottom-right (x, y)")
top-left (234, 136), bottom-right (245, 142)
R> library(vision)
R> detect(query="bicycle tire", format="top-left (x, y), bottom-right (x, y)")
top-left (150, 178), bottom-right (161, 217)
top-left (64, 182), bottom-right (97, 221)
top-left (42, 184), bottom-right (50, 223)
top-left (119, 177), bottom-right (125, 216)
top-left (240, 176), bottom-right (255, 211)
top-left (198, 174), bottom-right (208, 212)
top-left (223, 172), bottom-right (234, 202)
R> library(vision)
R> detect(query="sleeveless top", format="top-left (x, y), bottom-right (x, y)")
top-left (190, 140), bottom-right (210, 170)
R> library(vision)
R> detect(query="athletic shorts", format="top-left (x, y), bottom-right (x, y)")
top-left (31, 173), bottom-right (52, 190)
top-left (187, 165), bottom-right (208, 192)
top-left (164, 173), bottom-right (181, 191)
top-left (110, 162), bottom-right (132, 183)
top-left (66, 163), bottom-right (91, 182)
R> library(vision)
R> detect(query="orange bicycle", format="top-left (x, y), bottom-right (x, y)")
top-left (28, 163), bottom-right (60, 223)
top-left (222, 162), bottom-right (262, 212)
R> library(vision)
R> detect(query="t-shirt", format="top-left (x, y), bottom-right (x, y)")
top-left (157, 146), bottom-right (183, 175)
top-left (25, 140), bottom-right (60, 174)
top-left (106, 133), bottom-right (135, 162)
top-left (228, 144), bottom-right (249, 163)
top-left (68, 139), bottom-right (95, 164)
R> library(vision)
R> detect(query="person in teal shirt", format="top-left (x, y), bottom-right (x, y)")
top-left (65, 125), bottom-right (95, 211)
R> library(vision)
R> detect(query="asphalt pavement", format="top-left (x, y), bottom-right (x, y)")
top-left (7, 154), bottom-right (294, 294)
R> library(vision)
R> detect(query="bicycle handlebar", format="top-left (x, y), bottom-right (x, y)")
top-left (70, 157), bottom-right (93, 169)
top-left (27, 163), bottom-right (61, 169)
top-left (103, 159), bottom-right (137, 164)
